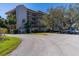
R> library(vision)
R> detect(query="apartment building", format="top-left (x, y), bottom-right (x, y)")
top-left (6, 5), bottom-right (46, 33)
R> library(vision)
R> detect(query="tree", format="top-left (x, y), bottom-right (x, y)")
top-left (41, 4), bottom-right (79, 32)
top-left (71, 4), bottom-right (79, 30)
top-left (41, 14), bottom-right (52, 31)
top-left (0, 16), bottom-right (7, 28)
top-left (48, 7), bottom-right (65, 32)
top-left (41, 7), bottom-right (65, 32)
top-left (24, 20), bottom-right (31, 33)
top-left (7, 14), bottom-right (16, 25)
top-left (64, 4), bottom-right (79, 30)
top-left (7, 14), bottom-right (16, 33)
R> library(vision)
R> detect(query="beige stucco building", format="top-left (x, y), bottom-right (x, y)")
top-left (6, 5), bottom-right (46, 33)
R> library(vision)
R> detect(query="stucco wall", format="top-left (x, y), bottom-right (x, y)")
top-left (16, 5), bottom-right (27, 32)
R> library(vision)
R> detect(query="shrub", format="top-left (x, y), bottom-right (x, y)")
top-left (0, 28), bottom-right (8, 34)
top-left (13, 29), bottom-right (18, 34)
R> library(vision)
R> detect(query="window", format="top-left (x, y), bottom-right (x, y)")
top-left (32, 17), bottom-right (36, 21)
top-left (22, 19), bottom-right (25, 23)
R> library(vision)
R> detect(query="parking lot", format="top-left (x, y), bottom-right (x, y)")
top-left (7, 33), bottom-right (79, 56)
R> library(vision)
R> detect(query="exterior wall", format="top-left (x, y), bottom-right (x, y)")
top-left (16, 5), bottom-right (27, 33)
top-left (27, 10), bottom-right (45, 32)
top-left (6, 5), bottom-right (46, 33)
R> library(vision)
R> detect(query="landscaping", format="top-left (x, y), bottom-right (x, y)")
top-left (31, 33), bottom-right (48, 35)
top-left (0, 36), bottom-right (21, 56)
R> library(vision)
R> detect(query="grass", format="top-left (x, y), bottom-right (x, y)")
top-left (33, 33), bottom-right (48, 35)
top-left (26, 33), bottom-right (48, 35)
top-left (0, 36), bottom-right (21, 56)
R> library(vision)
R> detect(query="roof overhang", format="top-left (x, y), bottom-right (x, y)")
top-left (5, 8), bottom-right (16, 14)
top-left (5, 5), bottom-right (46, 15)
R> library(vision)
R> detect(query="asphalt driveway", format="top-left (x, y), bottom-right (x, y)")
top-left (7, 33), bottom-right (79, 56)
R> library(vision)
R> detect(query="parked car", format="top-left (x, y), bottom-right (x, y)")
top-left (63, 27), bottom-right (79, 34)
top-left (74, 30), bottom-right (79, 34)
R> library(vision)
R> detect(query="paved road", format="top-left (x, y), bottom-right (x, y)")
top-left (7, 33), bottom-right (79, 56)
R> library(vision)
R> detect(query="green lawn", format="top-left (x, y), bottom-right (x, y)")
top-left (34, 33), bottom-right (48, 35)
top-left (27, 33), bottom-right (49, 35)
top-left (0, 36), bottom-right (21, 56)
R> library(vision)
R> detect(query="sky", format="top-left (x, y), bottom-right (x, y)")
top-left (0, 3), bottom-right (69, 19)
